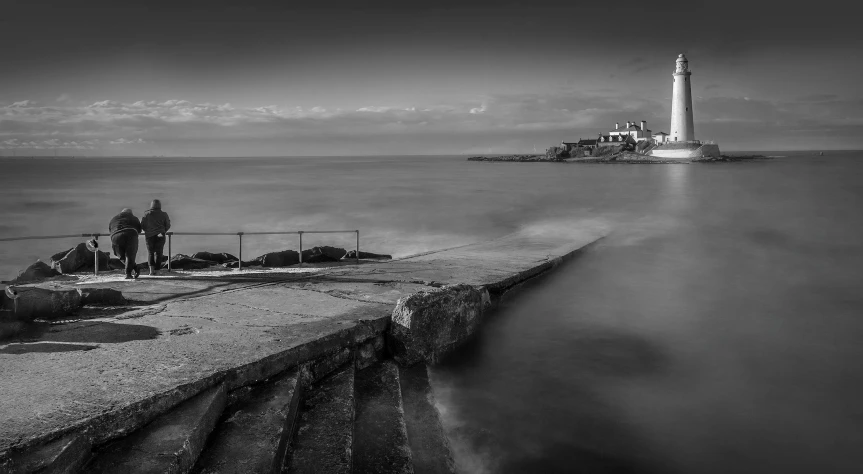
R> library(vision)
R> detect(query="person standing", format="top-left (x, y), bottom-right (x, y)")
top-left (141, 199), bottom-right (171, 276)
top-left (109, 208), bottom-right (142, 279)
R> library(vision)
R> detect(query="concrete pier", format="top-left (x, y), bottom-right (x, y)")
top-left (0, 226), bottom-right (606, 467)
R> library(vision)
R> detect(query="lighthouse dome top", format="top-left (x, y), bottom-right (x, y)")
top-left (674, 54), bottom-right (690, 74)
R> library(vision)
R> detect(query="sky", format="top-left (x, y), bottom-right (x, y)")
top-left (2, 0), bottom-right (862, 155)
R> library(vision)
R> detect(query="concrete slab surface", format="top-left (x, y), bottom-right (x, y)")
top-left (0, 227), bottom-right (606, 460)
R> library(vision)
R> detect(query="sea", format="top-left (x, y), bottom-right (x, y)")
top-left (1, 152), bottom-right (862, 473)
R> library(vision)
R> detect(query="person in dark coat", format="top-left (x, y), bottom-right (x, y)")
top-left (141, 199), bottom-right (171, 276)
top-left (109, 208), bottom-right (142, 279)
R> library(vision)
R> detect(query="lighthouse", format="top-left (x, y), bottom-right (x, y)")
top-left (670, 54), bottom-right (695, 142)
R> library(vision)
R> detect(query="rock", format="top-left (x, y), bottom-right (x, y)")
top-left (49, 248), bottom-right (74, 265)
top-left (108, 258), bottom-right (126, 270)
top-left (135, 256), bottom-right (168, 272)
top-left (221, 260), bottom-right (261, 269)
top-left (545, 146), bottom-right (568, 160)
top-left (163, 254), bottom-right (212, 270)
top-left (388, 284), bottom-right (490, 366)
top-left (258, 250), bottom-right (300, 267)
top-left (343, 250), bottom-right (392, 260)
top-left (51, 242), bottom-right (110, 274)
top-left (79, 288), bottom-right (127, 306)
top-left (12, 261), bottom-right (61, 283)
top-left (301, 246), bottom-right (344, 263)
top-left (0, 287), bottom-right (82, 322)
top-left (191, 251), bottom-right (238, 264)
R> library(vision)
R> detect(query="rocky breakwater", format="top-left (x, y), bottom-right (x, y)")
top-left (5, 244), bottom-right (393, 277)
top-left (467, 154), bottom-right (556, 162)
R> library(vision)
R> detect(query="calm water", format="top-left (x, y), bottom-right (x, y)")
top-left (2, 153), bottom-right (862, 472)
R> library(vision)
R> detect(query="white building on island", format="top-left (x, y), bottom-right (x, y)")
top-left (608, 121), bottom-right (652, 142)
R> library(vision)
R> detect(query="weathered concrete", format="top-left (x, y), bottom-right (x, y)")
top-left (353, 361), bottom-right (413, 474)
top-left (0, 227), bottom-right (606, 465)
top-left (85, 384), bottom-right (226, 473)
top-left (397, 364), bottom-right (455, 474)
top-left (287, 363), bottom-right (355, 474)
top-left (193, 369), bottom-right (301, 474)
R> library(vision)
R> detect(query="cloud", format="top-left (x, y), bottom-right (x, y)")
top-left (797, 94), bottom-right (838, 102)
top-left (2, 91), bottom-right (862, 154)
top-left (56, 93), bottom-right (70, 103)
top-left (0, 137), bottom-right (98, 149)
top-left (9, 100), bottom-right (35, 108)
top-left (109, 138), bottom-right (146, 145)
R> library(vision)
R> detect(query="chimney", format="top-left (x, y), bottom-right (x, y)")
top-left (641, 120), bottom-right (646, 131)
top-left (615, 122), bottom-right (619, 130)
top-left (626, 121), bottom-right (631, 128)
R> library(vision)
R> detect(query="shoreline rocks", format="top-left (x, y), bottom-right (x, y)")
top-left (469, 152), bottom-right (770, 164)
top-left (12, 262), bottom-right (60, 284)
top-left (50, 242), bottom-right (110, 274)
top-left (191, 251), bottom-right (237, 264)
top-left (8, 244), bottom-right (393, 282)
top-left (164, 254), bottom-right (211, 270)
top-left (344, 250), bottom-right (392, 260)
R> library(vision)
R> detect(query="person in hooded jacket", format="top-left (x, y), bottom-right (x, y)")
top-left (141, 199), bottom-right (171, 276)
top-left (109, 208), bottom-right (143, 279)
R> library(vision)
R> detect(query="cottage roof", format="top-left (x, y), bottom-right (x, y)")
top-left (577, 139), bottom-right (597, 146)
top-left (610, 125), bottom-right (642, 132)
top-left (654, 131), bottom-right (669, 136)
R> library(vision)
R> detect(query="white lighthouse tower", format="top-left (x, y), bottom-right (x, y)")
top-left (670, 53), bottom-right (695, 142)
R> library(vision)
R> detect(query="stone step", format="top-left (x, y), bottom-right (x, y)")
top-left (0, 433), bottom-right (90, 474)
top-left (85, 384), bottom-right (227, 474)
top-left (397, 365), bottom-right (455, 474)
top-left (352, 361), bottom-right (413, 474)
top-left (192, 369), bottom-right (302, 474)
top-left (285, 363), bottom-right (355, 474)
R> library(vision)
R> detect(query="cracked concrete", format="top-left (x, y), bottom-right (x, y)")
top-left (0, 227), bottom-right (606, 462)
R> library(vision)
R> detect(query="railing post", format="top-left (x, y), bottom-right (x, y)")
top-left (356, 230), bottom-right (360, 264)
top-left (238, 232), bottom-right (243, 271)
top-left (298, 231), bottom-right (303, 267)
top-left (167, 232), bottom-right (172, 272)
top-left (93, 235), bottom-right (99, 276)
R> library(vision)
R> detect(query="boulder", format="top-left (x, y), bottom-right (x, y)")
top-left (108, 258), bottom-right (126, 270)
top-left (79, 288), bottom-right (127, 306)
top-left (343, 250), bottom-right (392, 260)
top-left (301, 246), bottom-right (344, 263)
top-left (135, 255), bottom-right (168, 272)
top-left (51, 242), bottom-right (110, 274)
top-left (12, 261), bottom-right (60, 283)
top-left (221, 260), bottom-right (261, 269)
top-left (0, 286), bottom-right (82, 322)
top-left (49, 248), bottom-right (74, 265)
top-left (163, 254), bottom-right (212, 270)
top-left (388, 284), bottom-right (490, 366)
top-left (258, 250), bottom-right (300, 267)
top-left (191, 251), bottom-right (238, 264)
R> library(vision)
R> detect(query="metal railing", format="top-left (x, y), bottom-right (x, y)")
top-left (0, 229), bottom-right (360, 275)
